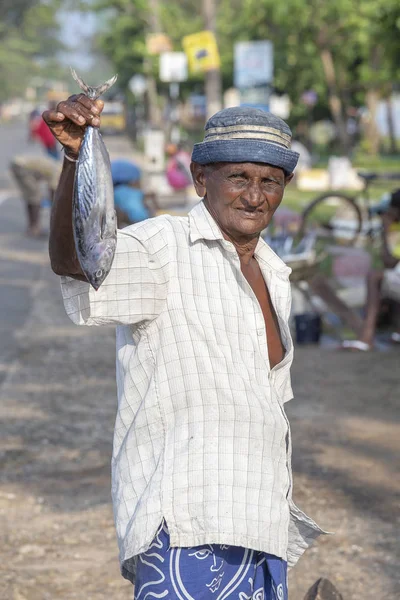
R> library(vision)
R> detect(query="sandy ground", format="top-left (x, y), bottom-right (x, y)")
top-left (0, 247), bottom-right (399, 600)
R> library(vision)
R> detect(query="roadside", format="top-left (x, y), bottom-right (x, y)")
top-left (288, 347), bottom-right (400, 599)
top-left (1, 239), bottom-right (399, 600)
top-left (0, 130), bottom-right (399, 600)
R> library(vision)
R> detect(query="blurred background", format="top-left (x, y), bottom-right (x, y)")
top-left (0, 1), bottom-right (399, 599)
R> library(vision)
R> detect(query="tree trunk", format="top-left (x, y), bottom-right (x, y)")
top-left (309, 274), bottom-right (364, 338)
top-left (319, 47), bottom-right (350, 155)
top-left (203, 0), bottom-right (222, 120)
top-left (386, 94), bottom-right (398, 155)
top-left (364, 47), bottom-right (382, 156)
top-left (205, 69), bottom-right (222, 120)
top-left (365, 87), bottom-right (380, 155)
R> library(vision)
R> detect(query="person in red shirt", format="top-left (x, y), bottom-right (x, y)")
top-left (29, 104), bottom-right (59, 159)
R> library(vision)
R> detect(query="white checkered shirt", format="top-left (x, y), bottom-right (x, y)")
top-left (61, 201), bottom-right (324, 581)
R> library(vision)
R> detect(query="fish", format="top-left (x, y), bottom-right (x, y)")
top-left (71, 68), bottom-right (118, 290)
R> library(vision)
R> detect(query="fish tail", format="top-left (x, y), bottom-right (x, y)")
top-left (70, 68), bottom-right (118, 100)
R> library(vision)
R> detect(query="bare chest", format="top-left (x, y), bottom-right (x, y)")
top-left (240, 259), bottom-right (285, 369)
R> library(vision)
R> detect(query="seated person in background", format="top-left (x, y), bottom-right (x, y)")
top-left (165, 142), bottom-right (192, 192)
top-left (342, 189), bottom-right (400, 350)
top-left (10, 154), bottom-right (61, 237)
top-left (111, 160), bottom-right (157, 227)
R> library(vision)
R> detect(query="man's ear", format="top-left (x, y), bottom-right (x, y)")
top-left (190, 162), bottom-right (207, 198)
top-left (284, 172), bottom-right (294, 187)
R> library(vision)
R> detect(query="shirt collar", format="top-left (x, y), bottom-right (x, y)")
top-left (188, 200), bottom-right (225, 243)
top-left (254, 236), bottom-right (292, 277)
top-left (188, 200), bottom-right (291, 277)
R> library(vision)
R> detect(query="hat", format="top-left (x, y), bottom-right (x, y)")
top-left (111, 159), bottom-right (141, 186)
top-left (192, 107), bottom-right (299, 174)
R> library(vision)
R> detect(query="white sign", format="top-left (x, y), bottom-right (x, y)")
top-left (234, 41), bottom-right (273, 89)
top-left (143, 129), bottom-right (165, 172)
top-left (269, 94), bottom-right (291, 119)
top-left (159, 52), bottom-right (188, 83)
top-left (128, 74), bottom-right (147, 97)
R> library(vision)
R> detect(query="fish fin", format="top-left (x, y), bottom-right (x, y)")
top-left (100, 211), bottom-right (107, 239)
top-left (70, 68), bottom-right (90, 95)
top-left (70, 68), bottom-right (118, 100)
top-left (93, 75), bottom-right (118, 99)
top-left (100, 210), bottom-right (117, 239)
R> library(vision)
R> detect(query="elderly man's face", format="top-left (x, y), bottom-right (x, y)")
top-left (191, 162), bottom-right (293, 240)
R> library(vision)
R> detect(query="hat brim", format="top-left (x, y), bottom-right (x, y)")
top-left (192, 139), bottom-right (299, 174)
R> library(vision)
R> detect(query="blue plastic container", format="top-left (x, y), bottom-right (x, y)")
top-left (294, 313), bottom-right (321, 345)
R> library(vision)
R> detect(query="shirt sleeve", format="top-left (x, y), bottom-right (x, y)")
top-left (60, 222), bottom-right (169, 326)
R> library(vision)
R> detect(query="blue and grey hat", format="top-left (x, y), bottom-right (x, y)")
top-left (192, 107), bottom-right (299, 174)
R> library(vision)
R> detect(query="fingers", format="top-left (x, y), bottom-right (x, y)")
top-left (94, 99), bottom-right (104, 114)
top-left (55, 95), bottom-right (101, 127)
top-left (72, 94), bottom-right (104, 116)
top-left (42, 110), bottom-right (65, 125)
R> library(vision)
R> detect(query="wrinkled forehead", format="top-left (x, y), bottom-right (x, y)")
top-left (202, 161), bottom-right (286, 179)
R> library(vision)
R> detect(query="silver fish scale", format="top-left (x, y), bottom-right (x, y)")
top-left (76, 134), bottom-right (96, 221)
top-left (71, 69), bottom-right (118, 290)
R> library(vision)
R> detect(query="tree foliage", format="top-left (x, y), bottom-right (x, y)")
top-left (92, 1), bottom-right (398, 96)
top-left (89, 0), bottom-right (149, 90)
top-left (80, 0), bottom-right (400, 150)
top-left (0, 0), bottom-right (63, 103)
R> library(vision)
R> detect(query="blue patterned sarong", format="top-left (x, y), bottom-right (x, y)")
top-left (134, 522), bottom-right (287, 600)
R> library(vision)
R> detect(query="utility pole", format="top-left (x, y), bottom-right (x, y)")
top-left (203, 0), bottom-right (222, 119)
top-left (146, 0), bottom-right (162, 128)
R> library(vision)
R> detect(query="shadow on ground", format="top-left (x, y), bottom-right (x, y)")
top-left (287, 347), bottom-right (400, 599)
top-left (0, 246), bottom-right (399, 599)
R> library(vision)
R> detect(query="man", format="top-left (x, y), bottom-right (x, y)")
top-left (29, 103), bottom-right (60, 159)
top-left (10, 154), bottom-right (61, 237)
top-left (342, 189), bottom-right (400, 350)
top-left (44, 97), bottom-right (324, 599)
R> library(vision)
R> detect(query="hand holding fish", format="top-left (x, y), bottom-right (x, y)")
top-left (47, 70), bottom-right (118, 290)
top-left (42, 94), bottom-right (104, 158)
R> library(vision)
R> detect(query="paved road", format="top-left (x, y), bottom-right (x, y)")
top-left (0, 122), bottom-right (49, 382)
top-left (1, 122), bottom-right (399, 600)
top-left (0, 121), bottom-right (44, 189)
top-left (0, 121), bottom-right (135, 385)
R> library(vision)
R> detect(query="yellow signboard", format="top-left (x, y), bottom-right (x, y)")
top-left (182, 31), bottom-right (220, 74)
top-left (146, 33), bottom-right (173, 55)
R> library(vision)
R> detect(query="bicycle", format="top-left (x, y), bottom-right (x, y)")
top-left (299, 171), bottom-right (400, 248)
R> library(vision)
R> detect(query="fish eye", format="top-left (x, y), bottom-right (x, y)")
top-left (95, 269), bottom-right (103, 279)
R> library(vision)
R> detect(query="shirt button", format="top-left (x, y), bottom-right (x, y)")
top-left (257, 329), bottom-right (264, 336)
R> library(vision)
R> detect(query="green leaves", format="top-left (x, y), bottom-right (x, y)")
top-left (0, 0), bottom-right (62, 102)
top-left (76, 0), bottom-right (398, 148)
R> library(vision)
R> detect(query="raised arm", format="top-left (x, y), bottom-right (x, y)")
top-left (42, 95), bottom-right (104, 278)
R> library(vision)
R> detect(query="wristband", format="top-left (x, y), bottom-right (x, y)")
top-left (64, 150), bottom-right (79, 163)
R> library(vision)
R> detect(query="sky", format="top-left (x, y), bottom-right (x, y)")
top-left (58, 11), bottom-right (97, 70)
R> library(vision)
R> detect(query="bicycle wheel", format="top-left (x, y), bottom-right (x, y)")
top-left (300, 192), bottom-right (363, 247)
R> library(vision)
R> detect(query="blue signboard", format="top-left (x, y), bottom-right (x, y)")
top-left (234, 41), bottom-right (273, 89)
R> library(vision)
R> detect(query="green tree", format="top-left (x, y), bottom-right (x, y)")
top-left (241, 0), bottom-right (400, 154)
top-left (0, 0), bottom-right (63, 103)
top-left (355, 0), bottom-right (400, 153)
top-left (93, 0), bottom-right (149, 90)
top-left (86, 0), bottom-right (400, 154)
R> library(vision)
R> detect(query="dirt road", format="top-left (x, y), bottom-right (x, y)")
top-left (1, 251), bottom-right (399, 599)
top-left (0, 136), bottom-right (399, 598)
